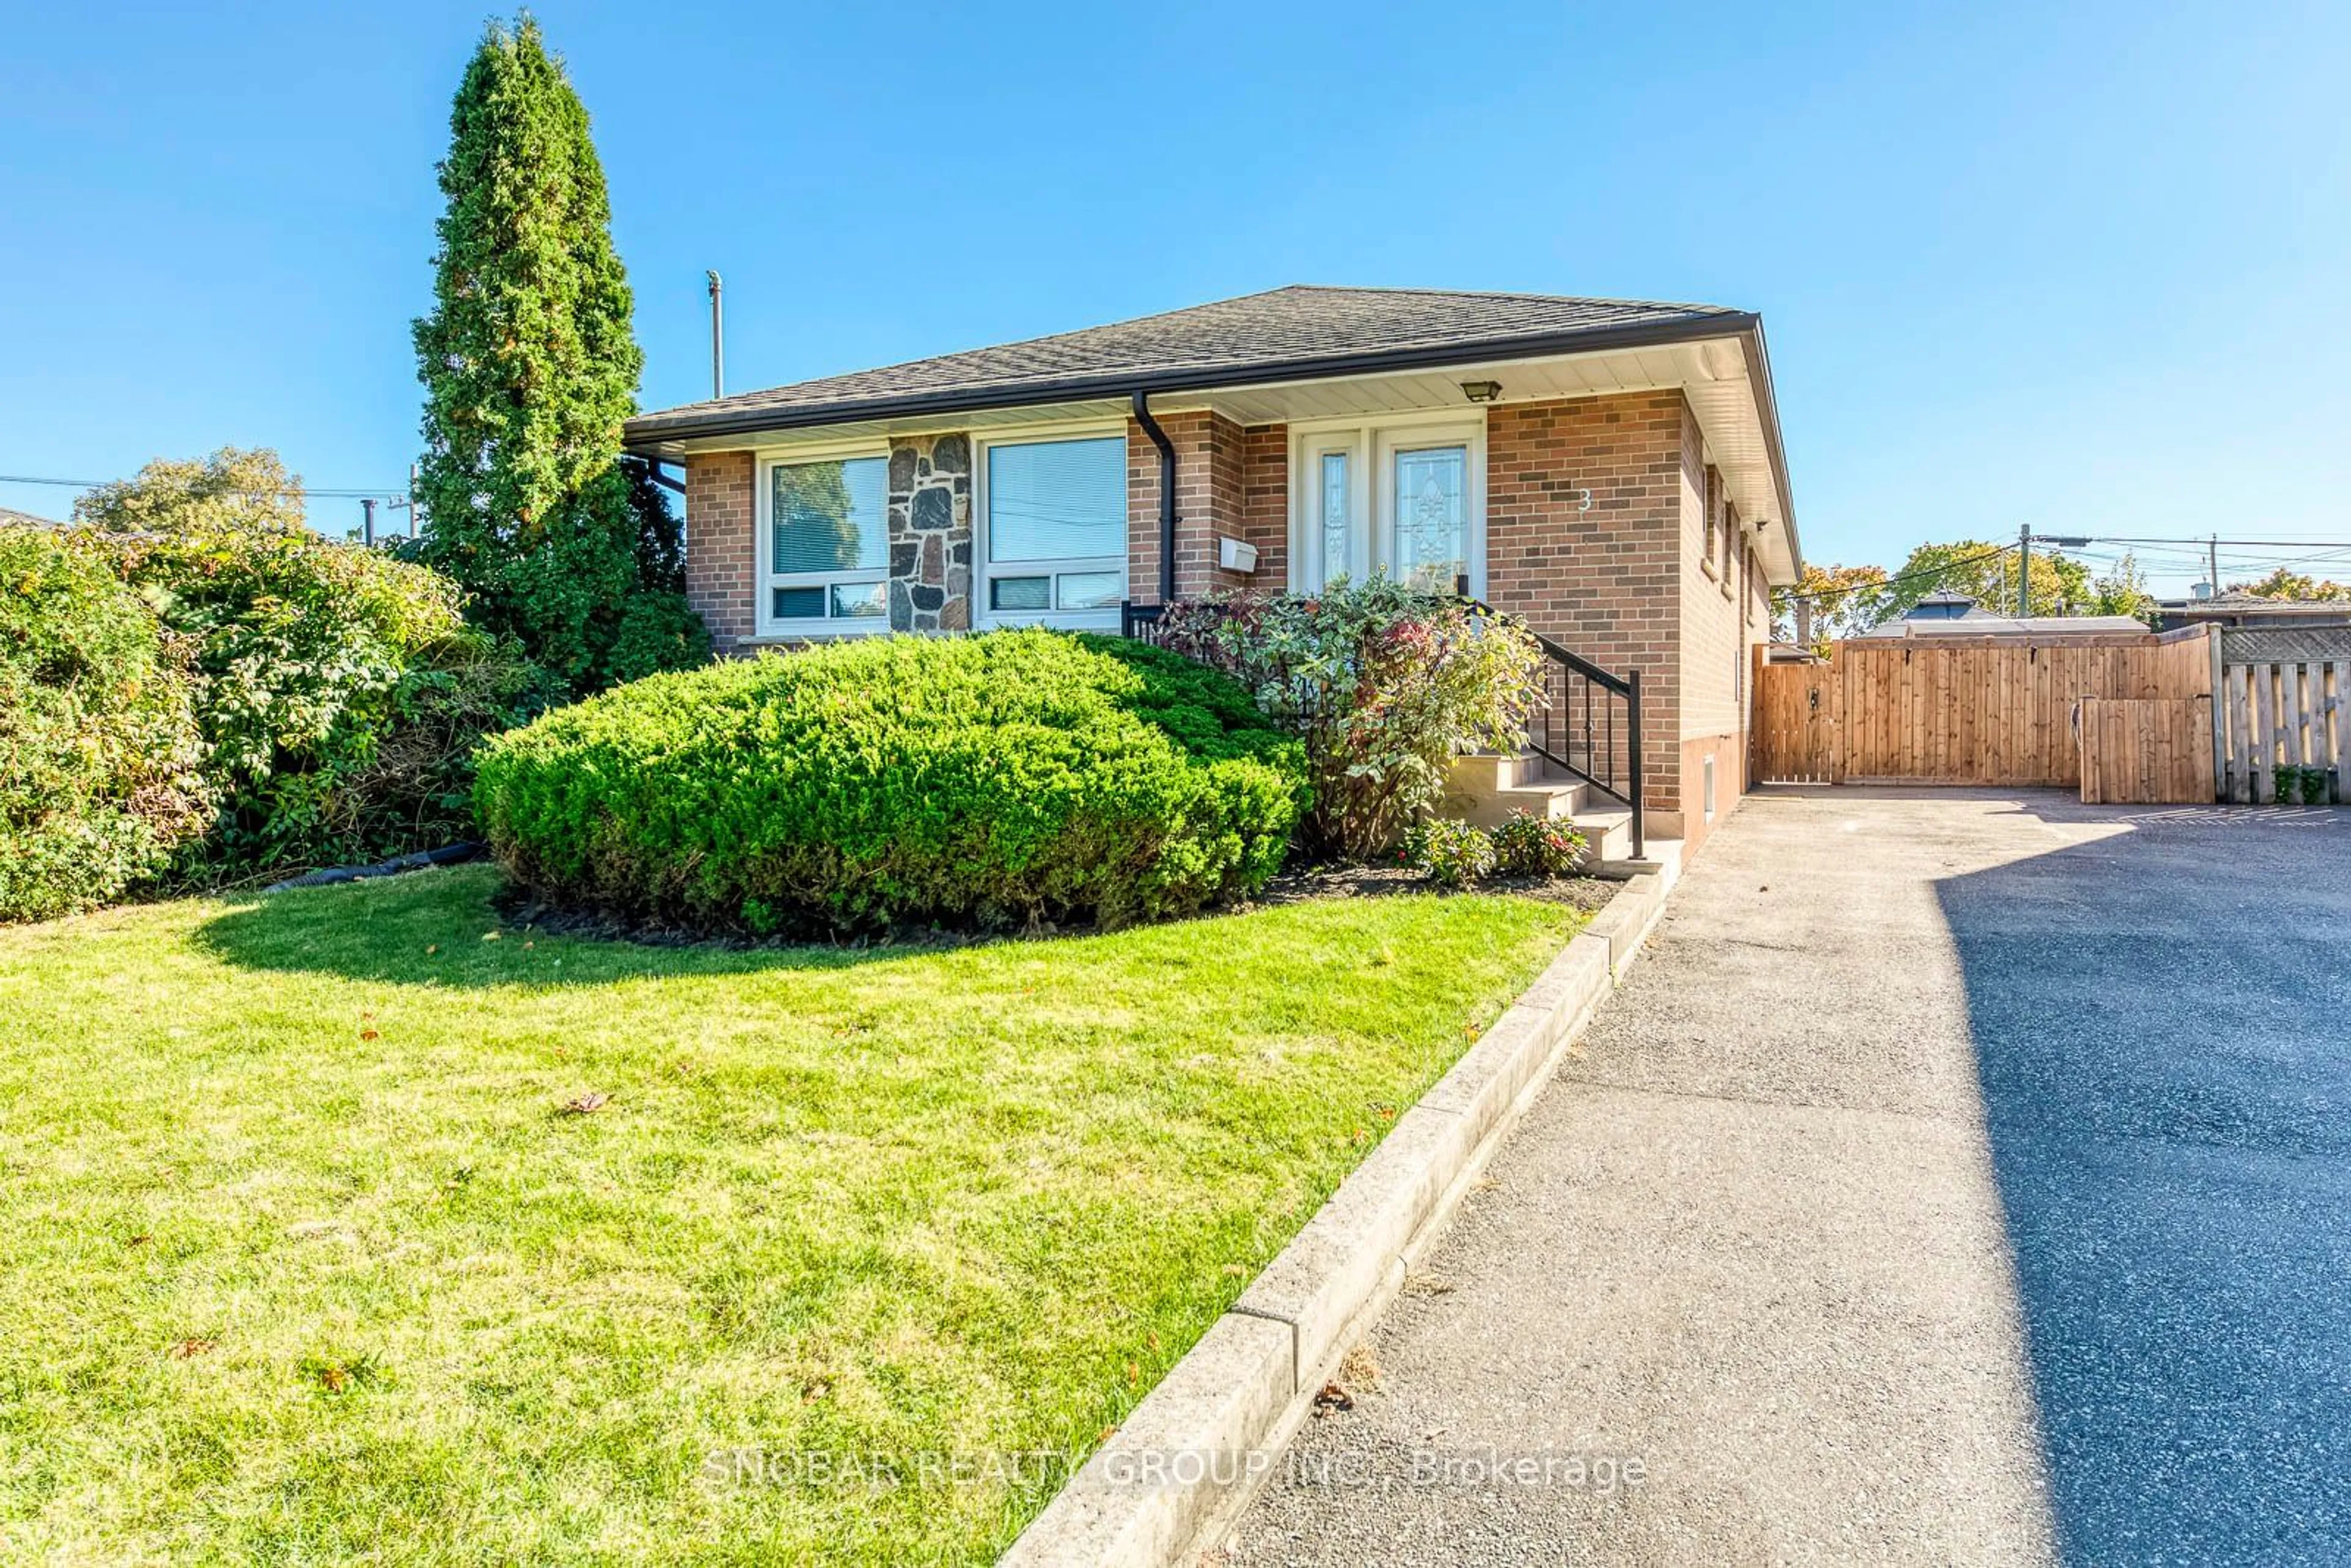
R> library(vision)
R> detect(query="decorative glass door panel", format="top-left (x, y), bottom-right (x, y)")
top-left (1389, 445), bottom-right (1468, 595)
top-left (1300, 435), bottom-right (1362, 588)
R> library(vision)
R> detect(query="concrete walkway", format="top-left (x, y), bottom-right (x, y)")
top-left (1222, 788), bottom-right (2351, 1566)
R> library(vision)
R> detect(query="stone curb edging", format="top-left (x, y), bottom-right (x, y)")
top-left (999, 849), bottom-right (1682, 1567)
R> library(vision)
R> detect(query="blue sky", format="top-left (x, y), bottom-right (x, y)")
top-left (3, 1), bottom-right (2347, 594)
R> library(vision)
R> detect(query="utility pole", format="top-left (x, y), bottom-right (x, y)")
top-left (707, 270), bottom-right (724, 399)
top-left (381, 463), bottom-right (423, 542)
top-left (2017, 523), bottom-right (2031, 617)
top-left (362, 497), bottom-right (377, 549)
top-left (2208, 533), bottom-right (2221, 598)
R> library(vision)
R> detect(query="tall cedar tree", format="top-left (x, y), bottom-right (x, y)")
top-left (413, 15), bottom-right (703, 691)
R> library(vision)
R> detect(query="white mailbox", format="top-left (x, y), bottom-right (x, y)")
top-left (1217, 536), bottom-right (1259, 573)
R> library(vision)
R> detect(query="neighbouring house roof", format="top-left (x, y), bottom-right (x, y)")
top-left (1855, 612), bottom-right (2152, 639)
top-left (1903, 588), bottom-right (1990, 620)
top-left (0, 505), bottom-right (62, 528)
top-left (2157, 593), bottom-right (2351, 624)
top-left (628, 286), bottom-right (1746, 441)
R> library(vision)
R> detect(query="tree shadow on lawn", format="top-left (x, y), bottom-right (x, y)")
top-left (192, 863), bottom-right (952, 989)
top-left (1935, 802), bottom-right (2351, 1564)
top-left (192, 856), bottom-right (1576, 993)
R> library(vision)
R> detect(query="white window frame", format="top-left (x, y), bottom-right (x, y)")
top-left (754, 437), bottom-right (893, 639)
top-left (1288, 410), bottom-right (1487, 598)
top-left (1297, 430), bottom-right (1369, 588)
top-left (973, 421), bottom-right (1130, 631)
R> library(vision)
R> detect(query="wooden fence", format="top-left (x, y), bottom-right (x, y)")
top-left (2218, 653), bottom-right (2349, 803)
top-left (1753, 626), bottom-right (2218, 799)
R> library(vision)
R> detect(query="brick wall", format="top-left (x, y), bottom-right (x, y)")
top-left (1485, 390), bottom-right (1687, 816)
top-left (1681, 437), bottom-right (1747, 745)
top-left (1127, 412), bottom-right (1288, 601)
top-left (1125, 418), bottom-right (1169, 604)
top-left (1674, 415), bottom-right (1773, 850)
top-left (684, 450), bottom-right (756, 653)
top-left (1240, 423), bottom-right (1289, 586)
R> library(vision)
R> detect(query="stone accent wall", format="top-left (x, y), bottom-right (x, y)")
top-left (683, 450), bottom-right (756, 653)
top-left (887, 433), bottom-right (972, 632)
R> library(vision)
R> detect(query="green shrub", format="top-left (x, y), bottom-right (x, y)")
top-left (0, 527), bottom-right (211, 921)
top-left (2274, 763), bottom-right (2332, 806)
top-left (1491, 810), bottom-right (1586, 877)
top-left (96, 523), bottom-right (547, 880)
top-left (473, 629), bottom-right (1308, 934)
top-left (1160, 577), bottom-right (1545, 859)
top-left (600, 585), bottom-right (711, 685)
top-left (1400, 817), bottom-right (1494, 890)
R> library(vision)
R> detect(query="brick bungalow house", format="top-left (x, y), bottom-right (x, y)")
top-left (621, 286), bottom-right (1802, 857)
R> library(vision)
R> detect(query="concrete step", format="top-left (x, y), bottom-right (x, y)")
top-left (1441, 751), bottom-right (1641, 868)
top-left (1443, 752), bottom-right (1591, 828)
top-left (1569, 806), bottom-right (1636, 866)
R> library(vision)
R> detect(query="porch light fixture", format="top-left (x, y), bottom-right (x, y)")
top-left (1460, 379), bottom-right (1503, 403)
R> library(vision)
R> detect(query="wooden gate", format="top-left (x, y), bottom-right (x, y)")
top-left (1752, 626), bottom-right (2218, 798)
top-left (1752, 660), bottom-right (1839, 782)
top-left (2079, 698), bottom-right (2213, 803)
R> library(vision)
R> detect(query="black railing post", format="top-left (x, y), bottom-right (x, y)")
top-left (1584, 681), bottom-right (1595, 784)
top-left (1625, 667), bottom-right (1646, 861)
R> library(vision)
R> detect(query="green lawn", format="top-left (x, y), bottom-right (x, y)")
top-left (0, 865), bottom-right (1580, 1566)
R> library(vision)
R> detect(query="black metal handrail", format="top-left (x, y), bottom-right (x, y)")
top-left (1120, 600), bottom-right (1177, 643)
top-left (1445, 599), bottom-right (1643, 855)
top-left (1517, 625), bottom-right (1644, 860)
top-left (1122, 596), bottom-right (1644, 860)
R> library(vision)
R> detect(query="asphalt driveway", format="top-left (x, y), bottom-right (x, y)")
top-left (1223, 787), bottom-right (2350, 1566)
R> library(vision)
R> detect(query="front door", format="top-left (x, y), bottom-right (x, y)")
top-left (1376, 430), bottom-right (1473, 596)
top-left (1293, 416), bottom-right (1485, 596)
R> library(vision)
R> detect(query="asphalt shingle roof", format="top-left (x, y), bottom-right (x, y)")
top-left (627, 285), bottom-right (1747, 441)
top-left (0, 505), bottom-right (62, 528)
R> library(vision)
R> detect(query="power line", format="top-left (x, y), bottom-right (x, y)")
top-left (1786, 534), bottom-right (2351, 608)
top-left (0, 471), bottom-right (402, 500)
top-left (2071, 533), bottom-right (2351, 550)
